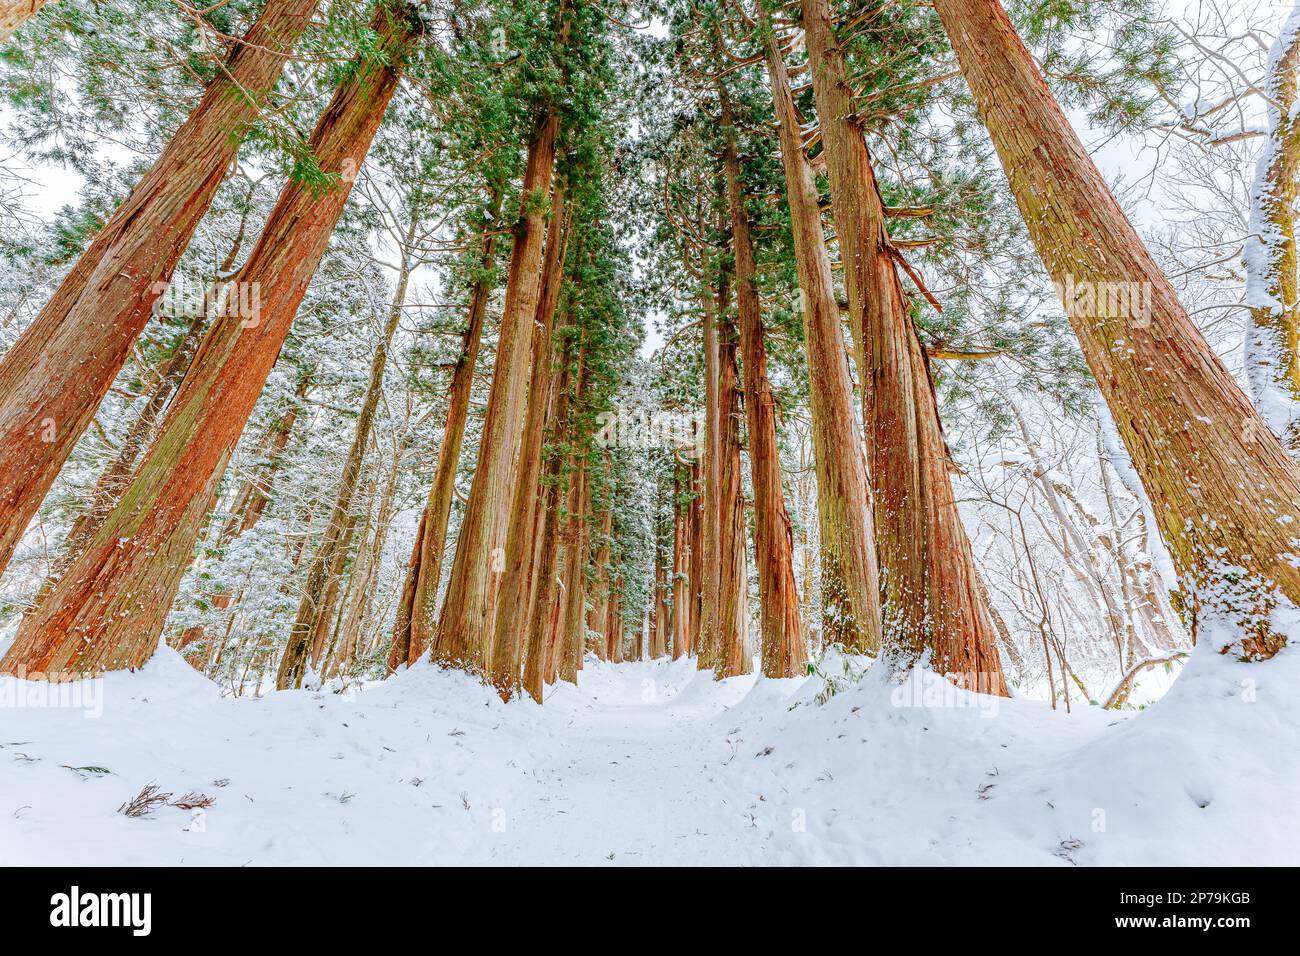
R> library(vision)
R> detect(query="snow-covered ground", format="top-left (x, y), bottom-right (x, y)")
top-left (1, 643), bottom-right (1296, 866)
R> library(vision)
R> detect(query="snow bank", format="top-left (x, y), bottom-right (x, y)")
top-left (0, 642), bottom-right (1295, 865)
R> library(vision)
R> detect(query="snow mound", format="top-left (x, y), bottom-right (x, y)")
top-left (0, 642), bottom-right (1295, 865)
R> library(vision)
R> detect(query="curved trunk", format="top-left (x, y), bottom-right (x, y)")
top-left (0, 0), bottom-right (319, 575)
top-left (801, 0), bottom-right (1005, 693)
top-left (762, 22), bottom-right (881, 653)
top-left (0, 4), bottom-right (418, 677)
top-left (934, 0), bottom-right (1300, 657)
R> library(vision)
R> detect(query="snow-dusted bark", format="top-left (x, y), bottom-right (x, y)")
top-left (1244, 4), bottom-right (1300, 451)
top-left (0, 0), bottom-right (318, 577)
top-left (0, 3), bottom-right (417, 677)
top-left (935, 0), bottom-right (1300, 658)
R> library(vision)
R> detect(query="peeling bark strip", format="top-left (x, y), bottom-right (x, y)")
top-left (934, 0), bottom-right (1300, 657)
top-left (721, 92), bottom-right (805, 679)
top-left (0, 3), bottom-right (421, 677)
top-left (800, 0), bottom-right (1005, 693)
top-left (0, 0), bottom-right (52, 44)
top-left (762, 19), bottom-right (881, 653)
top-left (430, 106), bottom-right (561, 672)
top-left (0, 0), bottom-right (319, 576)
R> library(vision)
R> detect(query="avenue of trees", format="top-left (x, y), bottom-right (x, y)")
top-left (0, 0), bottom-right (1295, 706)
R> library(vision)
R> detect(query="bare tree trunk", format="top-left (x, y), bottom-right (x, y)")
top-left (557, 453), bottom-right (591, 683)
top-left (714, 307), bottom-right (748, 678)
top-left (0, 0), bottom-right (319, 575)
top-left (934, 0), bottom-right (1300, 657)
top-left (59, 309), bottom-right (208, 566)
top-left (0, 4), bottom-right (419, 677)
top-left (0, 1), bottom-right (52, 43)
top-left (522, 341), bottom-right (584, 701)
top-left (279, 221), bottom-right (416, 689)
top-left (332, 441), bottom-right (401, 679)
top-left (687, 457), bottom-right (703, 654)
top-left (307, 512), bottom-right (358, 676)
top-left (695, 245), bottom-right (723, 672)
top-left (671, 467), bottom-right (689, 660)
top-left (649, 539), bottom-right (667, 659)
top-left (762, 22), bottom-right (881, 653)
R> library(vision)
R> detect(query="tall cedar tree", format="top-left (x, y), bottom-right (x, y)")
top-left (800, 0), bottom-right (1006, 693)
top-left (0, 0), bottom-right (319, 574)
top-left (934, 0), bottom-right (1300, 657)
top-left (428, 0), bottom-right (570, 671)
top-left (0, 1), bottom-right (423, 676)
top-left (760, 12), bottom-right (882, 652)
top-left (719, 85), bottom-right (806, 678)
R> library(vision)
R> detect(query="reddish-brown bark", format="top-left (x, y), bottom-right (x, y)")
top-left (0, 1), bottom-right (53, 44)
top-left (387, 199), bottom-right (502, 672)
top-left (430, 109), bottom-right (561, 671)
top-left (720, 98), bottom-right (806, 678)
top-left (935, 0), bottom-right (1300, 656)
top-left (0, 4), bottom-right (419, 677)
top-left (802, 0), bottom-right (1005, 693)
top-left (713, 307), bottom-right (748, 678)
top-left (176, 370), bottom-right (312, 654)
top-left (670, 467), bottom-right (691, 659)
top-left (0, 0), bottom-right (318, 576)
top-left (687, 457), bottom-right (703, 653)
top-left (762, 23), bottom-right (882, 653)
top-left (488, 188), bottom-right (571, 698)
top-left (694, 244), bottom-right (723, 672)
top-left (556, 453), bottom-right (592, 683)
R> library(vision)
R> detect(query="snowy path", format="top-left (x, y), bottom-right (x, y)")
top-left (1, 647), bottom-right (1297, 865)
top-left (486, 672), bottom-right (761, 865)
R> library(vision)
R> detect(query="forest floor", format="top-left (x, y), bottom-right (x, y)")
top-left (0, 640), bottom-right (1296, 865)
